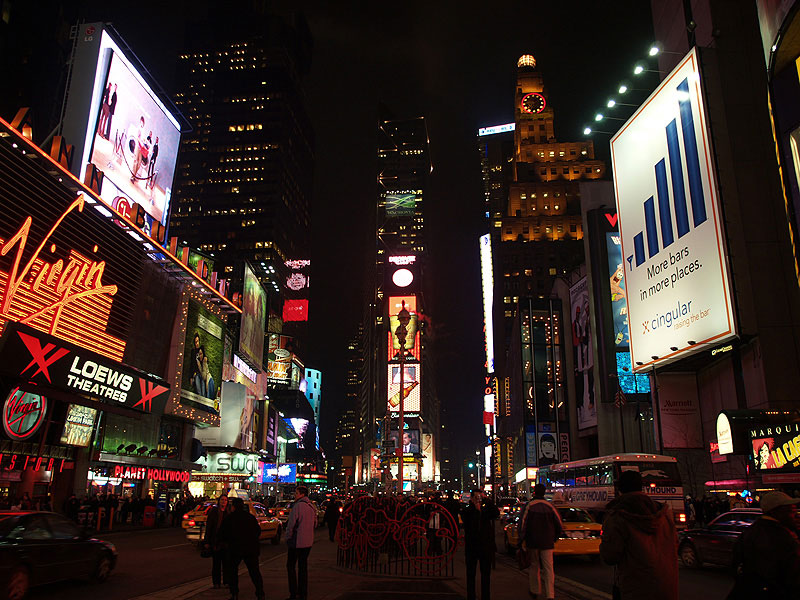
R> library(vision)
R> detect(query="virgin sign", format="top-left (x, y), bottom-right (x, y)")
top-left (2, 388), bottom-right (47, 440)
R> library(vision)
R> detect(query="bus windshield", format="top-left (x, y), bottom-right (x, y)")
top-left (616, 461), bottom-right (682, 486)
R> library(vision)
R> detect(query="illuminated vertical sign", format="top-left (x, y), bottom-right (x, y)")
top-left (479, 234), bottom-right (495, 374)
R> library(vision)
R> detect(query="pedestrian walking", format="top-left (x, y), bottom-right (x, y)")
top-left (462, 489), bottom-right (499, 600)
top-left (728, 491), bottom-right (800, 599)
top-left (203, 494), bottom-right (232, 589)
top-left (285, 485), bottom-right (317, 600)
top-left (218, 497), bottom-right (264, 600)
top-left (323, 497), bottom-right (341, 542)
top-left (599, 470), bottom-right (678, 600)
top-left (519, 484), bottom-right (564, 600)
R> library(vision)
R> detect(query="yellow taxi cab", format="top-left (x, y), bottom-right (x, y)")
top-left (503, 503), bottom-right (602, 556)
top-left (182, 497), bottom-right (282, 544)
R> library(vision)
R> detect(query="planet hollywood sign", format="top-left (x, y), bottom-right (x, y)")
top-left (112, 464), bottom-right (191, 483)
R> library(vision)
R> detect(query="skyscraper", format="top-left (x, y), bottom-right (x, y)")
top-left (359, 115), bottom-right (438, 490)
top-left (170, 10), bottom-right (313, 323)
top-left (484, 54), bottom-right (605, 375)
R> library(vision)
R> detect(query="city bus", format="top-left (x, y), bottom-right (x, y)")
top-left (535, 453), bottom-right (687, 527)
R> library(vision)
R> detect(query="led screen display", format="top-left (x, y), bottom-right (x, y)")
top-left (181, 300), bottom-right (224, 414)
top-left (239, 264), bottom-right (266, 368)
top-left (260, 462), bottom-right (297, 484)
top-left (284, 417), bottom-right (313, 450)
top-left (88, 47), bottom-right (181, 232)
top-left (385, 192), bottom-right (418, 217)
top-left (387, 332), bottom-right (420, 361)
top-left (387, 364), bottom-right (421, 413)
top-left (60, 404), bottom-right (98, 447)
top-left (283, 299), bottom-right (309, 322)
top-left (388, 429), bottom-right (420, 454)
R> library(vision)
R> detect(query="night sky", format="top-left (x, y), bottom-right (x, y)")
top-left (58, 1), bottom-right (656, 469)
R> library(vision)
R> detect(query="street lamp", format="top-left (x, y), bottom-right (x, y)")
top-left (394, 300), bottom-right (411, 495)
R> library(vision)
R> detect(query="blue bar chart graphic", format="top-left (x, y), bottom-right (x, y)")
top-left (632, 77), bottom-right (708, 267)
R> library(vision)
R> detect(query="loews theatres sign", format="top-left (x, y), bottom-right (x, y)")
top-left (0, 322), bottom-right (169, 415)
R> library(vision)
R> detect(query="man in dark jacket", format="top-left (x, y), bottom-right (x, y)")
top-left (520, 484), bottom-right (564, 600)
top-left (203, 495), bottom-right (230, 588)
top-left (599, 470), bottom-right (678, 600)
top-left (462, 489), bottom-right (500, 600)
top-left (219, 498), bottom-right (264, 600)
top-left (730, 491), bottom-right (800, 599)
top-left (323, 498), bottom-right (341, 542)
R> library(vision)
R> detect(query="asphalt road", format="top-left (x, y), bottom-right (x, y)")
top-left (29, 525), bottom-right (300, 600)
top-left (494, 529), bottom-right (736, 599)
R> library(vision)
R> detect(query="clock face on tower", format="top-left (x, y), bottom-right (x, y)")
top-left (521, 92), bottom-right (546, 114)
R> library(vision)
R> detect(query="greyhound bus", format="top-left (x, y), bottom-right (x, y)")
top-left (535, 453), bottom-right (687, 527)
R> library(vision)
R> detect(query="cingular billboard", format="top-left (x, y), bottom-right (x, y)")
top-left (611, 48), bottom-right (735, 371)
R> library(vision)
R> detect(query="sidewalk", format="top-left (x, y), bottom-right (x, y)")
top-left (132, 535), bottom-right (609, 600)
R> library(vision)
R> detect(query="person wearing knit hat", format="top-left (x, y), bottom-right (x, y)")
top-left (729, 491), bottom-right (800, 599)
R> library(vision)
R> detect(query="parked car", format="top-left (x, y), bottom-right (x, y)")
top-left (677, 508), bottom-right (762, 569)
top-left (0, 511), bottom-right (117, 600)
top-left (504, 504), bottom-right (602, 556)
top-left (181, 501), bottom-right (282, 544)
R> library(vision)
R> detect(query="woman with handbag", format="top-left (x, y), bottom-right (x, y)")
top-left (203, 494), bottom-right (231, 589)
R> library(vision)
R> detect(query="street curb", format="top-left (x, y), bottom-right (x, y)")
top-left (555, 575), bottom-right (612, 600)
top-left (128, 551), bottom-right (287, 600)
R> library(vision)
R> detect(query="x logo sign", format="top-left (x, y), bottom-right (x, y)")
top-left (133, 379), bottom-right (169, 412)
top-left (18, 331), bottom-right (69, 383)
top-left (642, 321), bottom-right (650, 334)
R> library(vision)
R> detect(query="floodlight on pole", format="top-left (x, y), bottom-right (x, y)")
top-left (595, 113), bottom-right (604, 122)
top-left (649, 45), bottom-right (659, 56)
top-left (607, 99), bottom-right (616, 108)
top-left (634, 65), bottom-right (645, 75)
top-left (619, 84), bottom-right (628, 94)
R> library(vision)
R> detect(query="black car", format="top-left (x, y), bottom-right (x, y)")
top-left (0, 511), bottom-right (117, 600)
top-left (677, 508), bottom-right (762, 569)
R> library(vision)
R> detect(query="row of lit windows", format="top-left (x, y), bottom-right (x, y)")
top-left (229, 124), bottom-right (264, 132)
top-left (227, 95), bottom-right (270, 103)
top-left (220, 151), bottom-right (278, 163)
top-left (535, 149), bottom-right (588, 158)
top-left (540, 166), bottom-right (600, 175)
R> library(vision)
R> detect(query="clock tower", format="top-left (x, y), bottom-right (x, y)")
top-left (515, 54), bottom-right (555, 154)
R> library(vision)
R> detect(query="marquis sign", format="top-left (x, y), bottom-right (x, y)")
top-left (0, 322), bottom-right (169, 415)
top-left (0, 195), bottom-right (126, 361)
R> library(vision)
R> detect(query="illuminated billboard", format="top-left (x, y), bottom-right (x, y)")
top-left (260, 462), bottom-right (297, 484)
top-left (266, 334), bottom-right (292, 383)
top-left (611, 48), bottom-right (735, 370)
top-left (385, 191), bottom-right (419, 217)
top-left (751, 422), bottom-right (800, 471)
top-left (478, 123), bottom-right (515, 137)
top-left (283, 299), bottom-right (309, 322)
top-left (284, 417), bottom-right (314, 449)
top-left (181, 300), bottom-right (224, 414)
top-left (239, 264), bottom-right (266, 368)
top-left (388, 429), bottom-right (420, 454)
top-left (480, 234), bottom-right (495, 374)
top-left (570, 277), bottom-right (596, 430)
top-left (60, 404), bottom-right (98, 447)
top-left (63, 25), bottom-right (182, 241)
top-left (387, 364), bottom-right (421, 413)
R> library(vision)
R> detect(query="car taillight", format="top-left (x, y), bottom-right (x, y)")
top-left (679, 513), bottom-right (686, 523)
top-left (189, 520), bottom-right (196, 526)
top-left (183, 514), bottom-right (189, 520)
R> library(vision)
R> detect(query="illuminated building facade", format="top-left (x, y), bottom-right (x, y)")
top-left (170, 10), bottom-right (313, 320)
top-left (359, 116), bottom-right (440, 489)
top-left (480, 55), bottom-right (606, 492)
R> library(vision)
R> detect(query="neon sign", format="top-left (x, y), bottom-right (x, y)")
top-left (0, 195), bottom-right (125, 360)
top-left (2, 388), bottom-right (48, 440)
top-left (478, 123), bottom-right (515, 137)
top-left (0, 454), bottom-right (65, 472)
top-left (112, 464), bottom-right (191, 482)
top-left (388, 255), bottom-right (416, 265)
